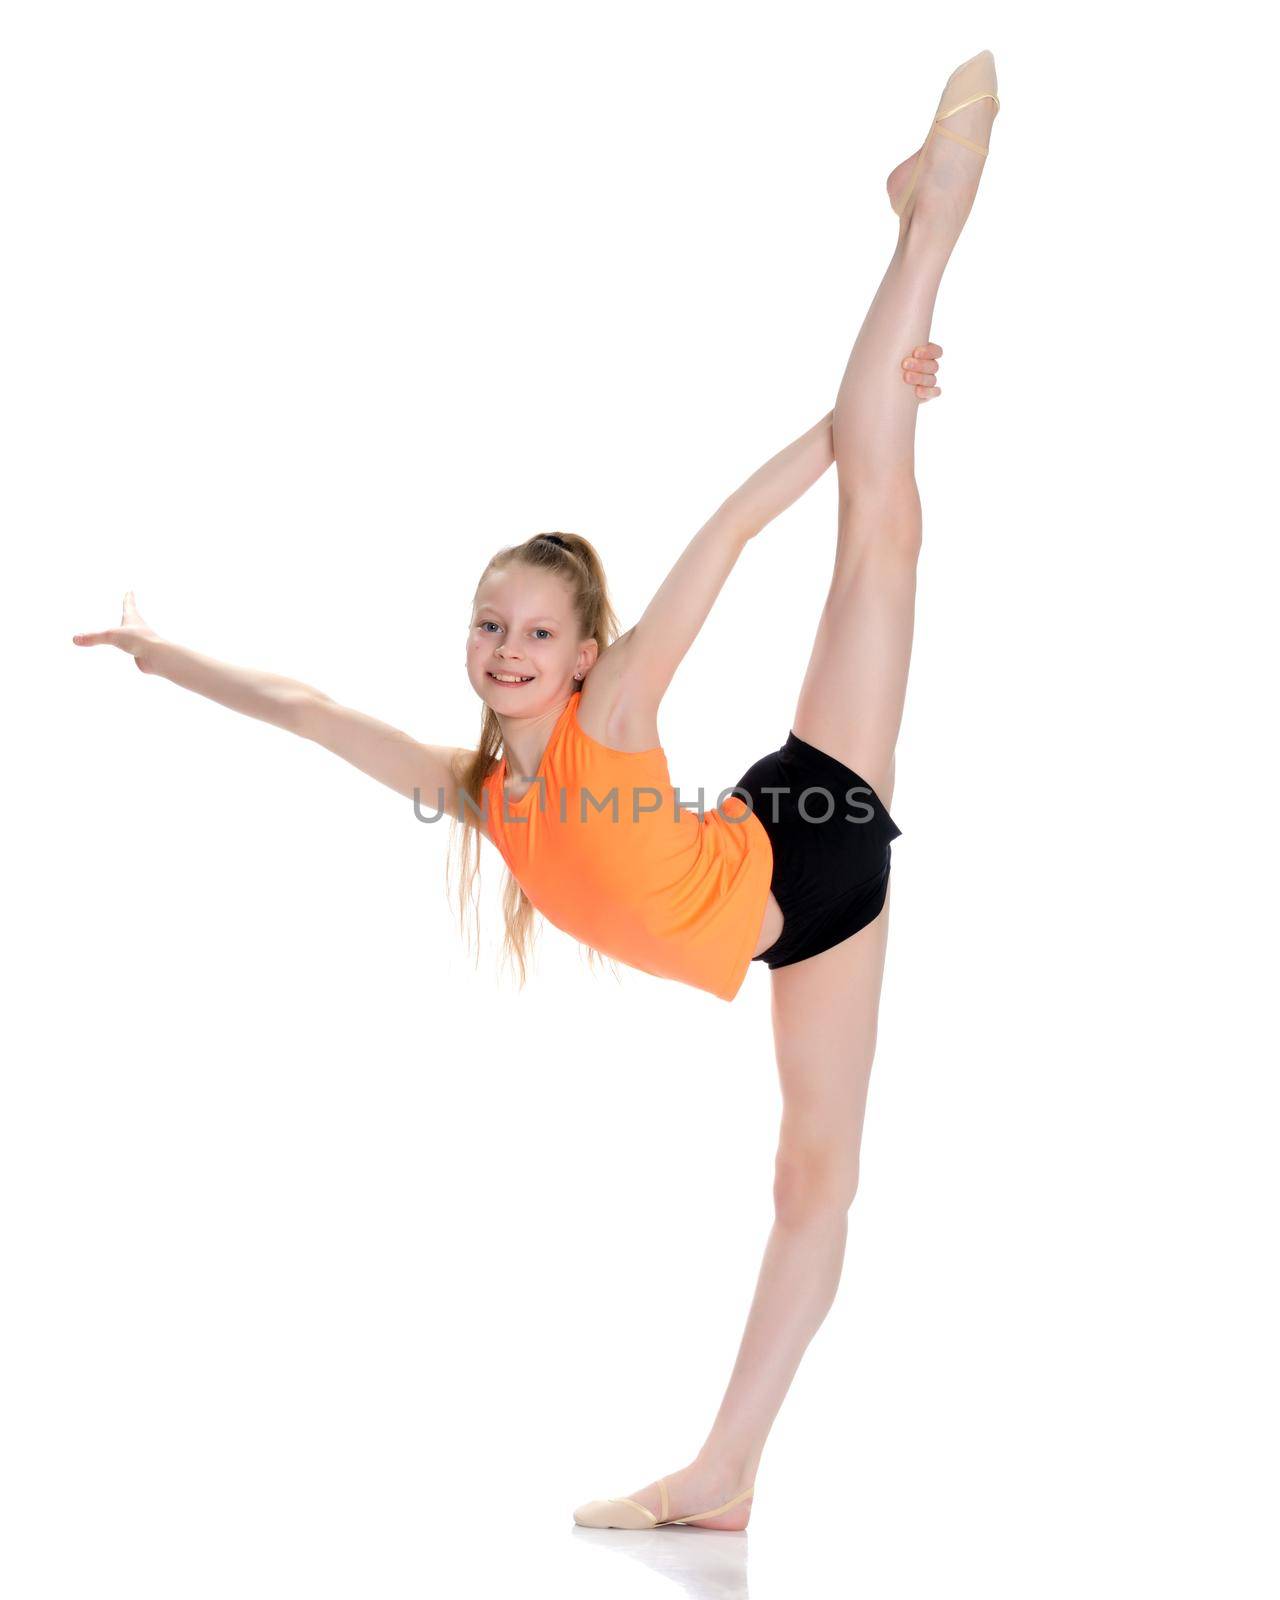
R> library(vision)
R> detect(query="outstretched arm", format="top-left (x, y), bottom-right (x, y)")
top-left (73, 592), bottom-right (321, 727)
top-left (73, 593), bottom-right (476, 821)
top-left (614, 345), bottom-right (943, 713)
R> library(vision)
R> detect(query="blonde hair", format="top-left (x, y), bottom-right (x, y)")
top-left (446, 532), bottom-right (623, 987)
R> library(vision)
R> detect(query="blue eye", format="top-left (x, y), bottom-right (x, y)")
top-left (479, 619), bottom-right (550, 637)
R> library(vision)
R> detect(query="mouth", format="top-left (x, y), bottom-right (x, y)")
top-left (487, 670), bottom-right (535, 686)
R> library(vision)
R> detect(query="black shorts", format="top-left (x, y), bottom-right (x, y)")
top-left (733, 730), bottom-right (902, 971)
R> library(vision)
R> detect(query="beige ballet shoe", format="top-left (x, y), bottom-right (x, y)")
top-left (890, 49), bottom-right (1001, 230)
top-left (573, 1476), bottom-right (755, 1529)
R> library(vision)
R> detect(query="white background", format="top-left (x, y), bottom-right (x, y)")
top-left (5, 3), bottom-right (1276, 1597)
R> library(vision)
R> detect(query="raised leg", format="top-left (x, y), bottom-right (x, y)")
top-left (788, 229), bottom-right (942, 801)
top-left (791, 94), bottom-right (997, 801)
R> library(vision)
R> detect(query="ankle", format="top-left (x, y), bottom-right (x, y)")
top-left (694, 1442), bottom-right (760, 1486)
top-left (898, 211), bottom-right (958, 266)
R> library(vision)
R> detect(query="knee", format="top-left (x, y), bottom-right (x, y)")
top-left (772, 1143), bottom-right (861, 1225)
top-left (836, 486), bottom-right (923, 561)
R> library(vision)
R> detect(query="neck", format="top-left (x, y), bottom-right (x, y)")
top-left (497, 694), bottom-right (574, 781)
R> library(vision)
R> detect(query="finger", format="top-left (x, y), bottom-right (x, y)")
top-left (915, 384), bottom-right (941, 400)
top-left (72, 630), bottom-right (114, 646)
top-left (902, 358), bottom-right (939, 374)
top-left (913, 343), bottom-right (943, 358)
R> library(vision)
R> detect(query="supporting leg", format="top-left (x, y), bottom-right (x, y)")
top-left (602, 903), bottom-right (892, 1531)
top-left (693, 899), bottom-right (892, 1489)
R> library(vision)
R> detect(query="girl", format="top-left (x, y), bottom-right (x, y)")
top-left (74, 51), bottom-right (1000, 1532)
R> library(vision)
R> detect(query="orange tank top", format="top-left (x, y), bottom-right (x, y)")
top-left (482, 693), bottom-right (773, 1002)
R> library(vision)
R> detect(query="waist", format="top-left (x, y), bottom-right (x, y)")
top-left (492, 789), bottom-right (774, 1000)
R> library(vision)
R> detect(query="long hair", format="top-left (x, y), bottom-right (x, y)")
top-left (446, 532), bottom-right (623, 987)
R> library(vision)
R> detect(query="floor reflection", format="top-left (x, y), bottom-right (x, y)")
top-left (570, 1523), bottom-right (749, 1600)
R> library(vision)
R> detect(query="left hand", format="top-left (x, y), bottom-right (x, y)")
top-left (901, 342), bottom-right (943, 401)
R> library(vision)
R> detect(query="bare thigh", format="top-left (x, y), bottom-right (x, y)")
top-left (790, 493), bottom-right (921, 804)
top-left (770, 884), bottom-right (892, 1195)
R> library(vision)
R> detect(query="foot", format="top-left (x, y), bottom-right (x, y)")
top-left (885, 96), bottom-right (998, 243)
top-left (622, 1459), bottom-right (754, 1531)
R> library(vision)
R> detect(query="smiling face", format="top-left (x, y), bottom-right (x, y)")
top-left (466, 562), bottom-right (598, 711)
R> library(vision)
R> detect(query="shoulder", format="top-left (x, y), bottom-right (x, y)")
top-left (576, 630), bottom-right (662, 751)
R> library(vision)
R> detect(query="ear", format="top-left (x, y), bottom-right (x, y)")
top-left (576, 637), bottom-right (600, 679)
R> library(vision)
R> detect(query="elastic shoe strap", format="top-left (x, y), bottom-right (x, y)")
top-left (934, 122), bottom-right (990, 156)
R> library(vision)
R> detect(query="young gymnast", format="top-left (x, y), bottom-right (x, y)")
top-left (73, 50), bottom-right (1000, 1531)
